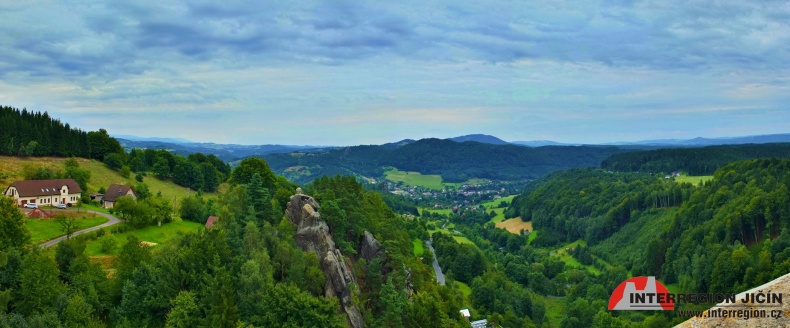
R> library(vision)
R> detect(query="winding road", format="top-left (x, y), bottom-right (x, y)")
top-left (39, 209), bottom-right (122, 248)
top-left (425, 240), bottom-right (446, 285)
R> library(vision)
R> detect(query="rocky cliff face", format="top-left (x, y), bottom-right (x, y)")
top-left (286, 191), bottom-right (365, 328)
top-left (676, 273), bottom-right (790, 327)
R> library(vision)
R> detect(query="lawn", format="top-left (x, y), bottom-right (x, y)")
top-left (26, 215), bottom-right (109, 243)
top-left (413, 239), bottom-right (425, 256)
top-left (85, 220), bottom-right (203, 256)
top-left (674, 175), bottom-right (713, 186)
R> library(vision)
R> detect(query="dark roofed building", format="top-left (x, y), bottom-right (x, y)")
top-left (3, 179), bottom-right (82, 207)
top-left (103, 184), bottom-right (137, 209)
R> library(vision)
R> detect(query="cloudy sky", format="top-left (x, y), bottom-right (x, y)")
top-left (1, 1), bottom-right (788, 146)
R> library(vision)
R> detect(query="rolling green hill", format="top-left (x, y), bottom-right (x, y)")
top-left (264, 138), bottom-right (630, 184)
top-left (0, 156), bottom-right (217, 206)
top-left (601, 142), bottom-right (790, 175)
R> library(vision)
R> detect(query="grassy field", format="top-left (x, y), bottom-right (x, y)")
top-left (413, 239), bottom-right (424, 256)
top-left (455, 281), bottom-right (473, 309)
top-left (541, 295), bottom-right (566, 325)
top-left (674, 175), bottom-right (713, 186)
top-left (383, 167), bottom-right (489, 190)
top-left (427, 226), bottom-right (478, 248)
top-left (85, 220), bottom-right (203, 256)
top-left (527, 230), bottom-right (538, 244)
top-left (0, 156), bottom-right (217, 210)
top-left (551, 239), bottom-right (616, 275)
top-left (495, 218), bottom-right (532, 234)
top-left (26, 216), bottom-right (109, 243)
top-left (480, 195), bottom-right (515, 209)
top-left (443, 178), bottom-right (489, 189)
top-left (482, 195), bottom-right (515, 224)
top-left (420, 208), bottom-right (453, 216)
top-left (384, 168), bottom-right (444, 190)
top-left (452, 235), bottom-right (477, 247)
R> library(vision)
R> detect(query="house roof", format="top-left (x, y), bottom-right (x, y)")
top-left (205, 216), bottom-right (219, 229)
top-left (8, 179), bottom-right (82, 197)
top-left (103, 184), bottom-right (134, 202)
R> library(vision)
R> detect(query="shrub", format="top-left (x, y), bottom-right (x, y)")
top-left (100, 234), bottom-right (117, 253)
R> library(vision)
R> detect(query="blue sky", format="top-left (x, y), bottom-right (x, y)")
top-left (1, 1), bottom-right (788, 146)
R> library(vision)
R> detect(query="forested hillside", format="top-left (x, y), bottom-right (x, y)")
top-left (0, 160), bottom-right (468, 327)
top-left (493, 159), bottom-right (790, 325)
top-left (600, 143), bottom-right (790, 175)
top-left (264, 138), bottom-right (628, 184)
top-left (0, 106), bottom-right (122, 159)
top-left (508, 169), bottom-right (695, 246)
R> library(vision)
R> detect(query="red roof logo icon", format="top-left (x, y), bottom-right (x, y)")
top-left (608, 276), bottom-right (674, 310)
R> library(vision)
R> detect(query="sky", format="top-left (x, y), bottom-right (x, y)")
top-left (1, 0), bottom-right (788, 146)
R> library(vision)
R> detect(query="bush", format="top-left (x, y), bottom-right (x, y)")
top-left (120, 166), bottom-right (131, 178)
top-left (100, 234), bottom-right (118, 253)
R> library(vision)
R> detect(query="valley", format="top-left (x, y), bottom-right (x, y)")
top-left (3, 106), bottom-right (790, 327)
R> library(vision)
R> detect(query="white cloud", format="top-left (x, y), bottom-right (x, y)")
top-left (0, 0), bottom-right (787, 145)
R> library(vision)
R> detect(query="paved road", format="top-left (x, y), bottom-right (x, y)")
top-left (425, 240), bottom-right (445, 285)
top-left (39, 209), bottom-right (122, 248)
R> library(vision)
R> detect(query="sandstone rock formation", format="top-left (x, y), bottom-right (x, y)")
top-left (676, 272), bottom-right (790, 327)
top-left (360, 230), bottom-right (383, 262)
top-left (286, 191), bottom-right (364, 328)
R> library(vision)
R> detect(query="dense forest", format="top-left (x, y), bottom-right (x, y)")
top-left (496, 159), bottom-right (790, 325)
top-left (600, 143), bottom-right (790, 175)
top-left (264, 138), bottom-right (629, 184)
top-left (0, 159), bottom-right (469, 327)
top-left (103, 148), bottom-right (232, 193)
top-left (508, 169), bottom-right (696, 246)
top-left (0, 106), bottom-right (122, 160)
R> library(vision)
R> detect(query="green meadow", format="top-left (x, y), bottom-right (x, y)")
top-left (27, 216), bottom-right (109, 243)
top-left (85, 220), bottom-right (204, 256)
top-left (384, 167), bottom-right (489, 190)
top-left (674, 175), bottom-right (713, 186)
top-left (412, 239), bottom-right (425, 256)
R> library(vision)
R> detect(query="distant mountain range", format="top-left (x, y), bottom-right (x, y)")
top-left (113, 135), bottom-right (194, 144)
top-left (448, 134), bottom-right (509, 145)
top-left (113, 133), bottom-right (790, 164)
top-left (114, 137), bottom-right (321, 162)
top-left (604, 133), bottom-right (790, 146)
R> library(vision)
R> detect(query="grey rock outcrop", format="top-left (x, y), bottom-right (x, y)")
top-left (360, 230), bottom-right (383, 262)
top-left (286, 191), bottom-right (365, 328)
